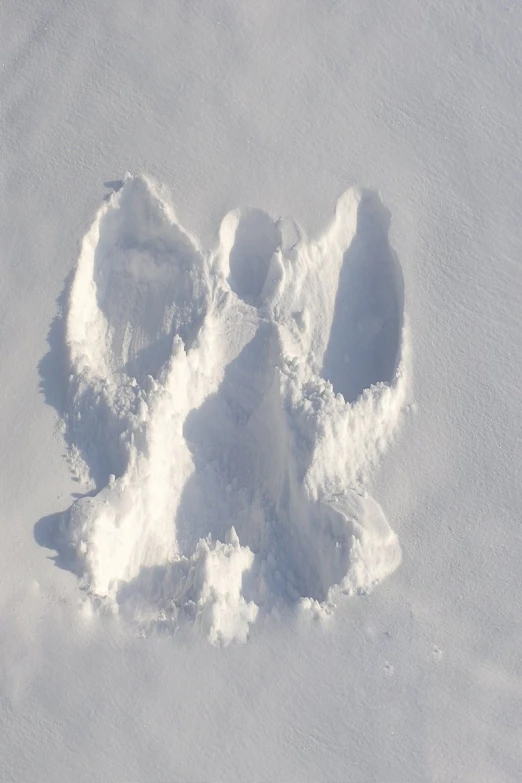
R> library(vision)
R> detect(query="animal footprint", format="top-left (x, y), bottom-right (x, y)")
top-left (48, 175), bottom-right (409, 644)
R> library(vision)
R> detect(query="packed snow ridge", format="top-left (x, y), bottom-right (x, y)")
top-left (60, 174), bottom-right (409, 644)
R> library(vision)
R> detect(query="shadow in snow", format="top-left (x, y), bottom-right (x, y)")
top-left (227, 209), bottom-right (281, 302)
top-left (321, 190), bottom-right (404, 403)
top-left (103, 179), bottom-right (125, 201)
top-left (176, 320), bottom-right (282, 554)
top-left (34, 487), bottom-right (99, 576)
top-left (37, 270), bottom-right (74, 417)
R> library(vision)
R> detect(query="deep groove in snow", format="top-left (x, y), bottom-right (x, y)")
top-left (227, 208), bottom-right (282, 302)
top-left (50, 175), bottom-right (410, 644)
top-left (321, 190), bottom-right (404, 403)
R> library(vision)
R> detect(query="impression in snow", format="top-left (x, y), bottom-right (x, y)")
top-left (48, 174), bottom-right (409, 644)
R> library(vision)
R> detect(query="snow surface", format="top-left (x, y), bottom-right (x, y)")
top-left (62, 174), bottom-right (406, 641)
top-left (1, 0), bottom-right (522, 780)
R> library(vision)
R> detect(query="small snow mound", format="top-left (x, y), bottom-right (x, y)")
top-left (54, 176), bottom-right (410, 643)
top-left (192, 529), bottom-right (259, 646)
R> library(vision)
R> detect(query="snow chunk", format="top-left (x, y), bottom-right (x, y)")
top-left (192, 528), bottom-right (258, 646)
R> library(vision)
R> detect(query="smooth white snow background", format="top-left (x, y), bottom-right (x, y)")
top-left (1, 0), bottom-right (521, 780)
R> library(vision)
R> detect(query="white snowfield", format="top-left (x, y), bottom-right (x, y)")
top-left (2, 0), bottom-right (522, 779)
top-left (63, 175), bottom-right (408, 643)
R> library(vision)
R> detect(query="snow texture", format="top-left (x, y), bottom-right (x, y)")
top-left (60, 174), bottom-right (408, 643)
top-left (3, 0), bottom-right (522, 778)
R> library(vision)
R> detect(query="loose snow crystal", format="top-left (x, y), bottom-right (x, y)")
top-left (62, 174), bottom-right (409, 643)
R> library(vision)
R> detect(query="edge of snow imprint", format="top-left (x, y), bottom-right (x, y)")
top-left (53, 174), bottom-right (410, 644)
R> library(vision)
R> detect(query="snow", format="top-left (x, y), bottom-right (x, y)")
top-left (60, 174), bottom-right (406, 640)
top-left (1, 0), bottom-right (522, 780)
